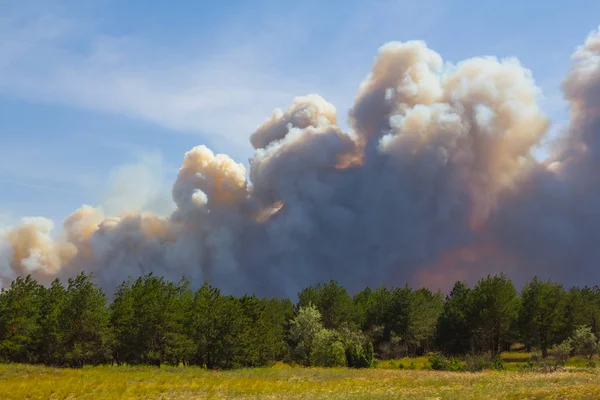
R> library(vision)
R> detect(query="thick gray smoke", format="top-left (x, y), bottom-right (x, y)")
top-left (1, 27), bottom-right (600, 295)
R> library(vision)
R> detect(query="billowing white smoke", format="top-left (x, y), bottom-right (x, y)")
top-left (2, 27), bottom-right (600, 294)
top-left (484, 27), bottom-right (600, 287)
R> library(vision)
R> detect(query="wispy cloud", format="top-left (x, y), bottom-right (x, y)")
top-left (0, 178), bottom-right (86, 197)
top-left (0, 0), bottom-right (449, 158)
top-left (0, 142), bottom-right (99, 193)
top-left (0, 5), bottom-right (321, 156)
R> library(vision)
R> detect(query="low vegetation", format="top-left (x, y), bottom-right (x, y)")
top-left (1, 362), bottom-right (600, 399)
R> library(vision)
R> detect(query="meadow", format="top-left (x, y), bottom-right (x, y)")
top-left (1, 356), bottom-right (599, 400)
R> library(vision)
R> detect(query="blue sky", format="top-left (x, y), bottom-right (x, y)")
top-left (1, 0), bottom-right (599, 228)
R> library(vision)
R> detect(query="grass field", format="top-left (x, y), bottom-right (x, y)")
top-left (1, 362), bottom-right (599, 399)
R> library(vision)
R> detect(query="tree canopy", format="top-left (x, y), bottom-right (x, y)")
top-left (0, 273), bottom-right (598, 368)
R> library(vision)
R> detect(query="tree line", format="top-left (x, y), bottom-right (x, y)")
top-left (0, 272), bottom-right (598, 368)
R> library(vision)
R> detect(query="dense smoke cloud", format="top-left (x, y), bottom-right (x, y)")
top-left (2, 27), bottom-right (600, 295)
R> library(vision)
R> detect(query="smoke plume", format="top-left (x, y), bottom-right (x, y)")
top-left (2, 27), bottom-right (600, 294)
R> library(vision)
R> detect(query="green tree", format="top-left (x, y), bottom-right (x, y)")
top-left (255, 298), bottom-right (292, 364)
top-left (0, 275), bottom-right (45, 363)
top-left (338, 325), bottom-right (374, 368)
top-left (407, 288), bottom-right (444, 355)
top-left (386, 285), bottom-right (414, 354)
top-left (568, 288), bottom-right (600, 338)
top-left (235, 295), bottom-right (289, 367)
top-left (38, 279), bottom-right (67, 365)
top-left (289, 304), bottom-right (325, 366)
top-left (435, 281), bottom-right (473, 356)
top-left (187, 282), bottom-right (219, 368)
top-left (297, 280), bottom-right (357, 330)
top-left (110, 274), bottom-right (193, 367)
top-left (360, 285), bottom-right (442, 357)
top-left (353, 287), bottom-right (372, 329)
top-left (60, 273), bottom-right (112, 367)
top-left (361, 287), bottom-right (393, 357)
top-left (205, 295), bottom-right (246, 369)
top-left (518, 277), bottom-right (567, 357)
top-left (310, 329), bottom-right (346, 367)
top-left (110, 278), bottom-right (137, 365)
top-left (567, 325), bottom-right (599, 359)
top-left (162, 278), bottom-right (195, 366)
top-left (471, 274), bottom-right (519, 357)
top-left (187, 284), bottom-right (255, 369)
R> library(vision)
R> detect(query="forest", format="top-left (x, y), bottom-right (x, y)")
top-left (0, 272), bottom-right (599, 370)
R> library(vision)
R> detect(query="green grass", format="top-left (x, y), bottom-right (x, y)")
top-left (1, 363), bottom-right (600, 399)
top-left (377, 352), bottom-right (600, 372)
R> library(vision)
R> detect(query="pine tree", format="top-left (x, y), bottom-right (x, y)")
top-left (471, 274), bottom-right (519, 357)
top-left (60, 273), bottom-right (112, 367)
top-left (518, 277), bottom-right (567, 357)
top-left (38, 278), bottom-right (67, 365)
top-left (110, 274), bottom-right (193, 367)
top-left (435, 281), bottom-right (473, 355)
top-left (0, 275), bottom-right (45, 363)
top-left (297, 280), bottom-right (357, 330)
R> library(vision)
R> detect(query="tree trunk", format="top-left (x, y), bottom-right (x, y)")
top-left (492, 329), bottom-right (500, 358)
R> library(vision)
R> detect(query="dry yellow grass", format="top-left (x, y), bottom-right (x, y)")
top-left (0, 363), bottom-right (598, 399)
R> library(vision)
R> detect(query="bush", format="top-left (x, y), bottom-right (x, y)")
top-left (427, 353), bottom-right (509, 372)
top-left (569, 326), bottom-right (598, 359)
top-left (345, 340), bottom-right (374, 368)
top-left (310, 329), bottom-right (346, 367)
top-left (428, 353), bottom-right (448, 371)
top-left (550, 342), bottom-right (571, 367)
top-left (338, 326), bottom-right (374, 368)
top-left (464, 354), bottom-right (491, 372)
top-left (447, 357), bottom-right (466, 372)
top-left (427, 354), bottom-right (466, 371)
top-left (289, 304), bottom-right (324, 366)
top-left (491, 355), bottom-right (504, 371)
top-left (429, 354), bottom-right (466, 372)
top-left (530, 351), bottom-right (541, 364)
top-left (525, 345), bottom-right (570, 373)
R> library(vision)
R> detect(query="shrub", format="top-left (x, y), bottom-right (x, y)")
top-left (428, 353), bottom-right (448, 371)
top-left (569, 326), bottom-right (598, 359)
top-left (550, 342), bottom-right (571, 367)
top-left (491, 355), bottom-right (504, 371)
top-left (310, 329), bottom-right (346, 367)
top-left (447, 357), bottom-right (466, 372)
top-left (525, 344), bottom-right (570, 373)
top-left (337, 325), bottom-right (374, 368)
top-left (345, 340), bottom-right (374, 368)
top-left (427, 354), bottom-right (466, 371)
top-left (464, 354), bottom-right (490, 372)
top-left (289, 304), bottom-right (324, 366)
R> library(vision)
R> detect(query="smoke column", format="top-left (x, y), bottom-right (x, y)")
top-left (1, 27), bottom-right (600, 295)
